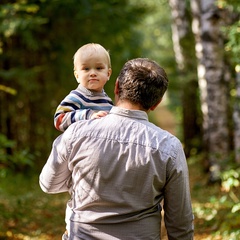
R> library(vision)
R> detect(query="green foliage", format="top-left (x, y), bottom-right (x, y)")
top-left (217, 0), bottom-right (240, 65)
top-left (0, 134), bottom-right (15, 175)
top-left (218, 0), bottom-right (240, 12)
top-left (220, 167), bottom-right (240, 234)
top-left (0, 134), bottom-right (35, 176)
top-left (190, 156), bottom-right (240, 239)
top-left (223, 20), bottom-right (240, 65)
top-left (221, 167), bottom-right (240, 192)
top-left (0, 2), bottom-right (47, 37)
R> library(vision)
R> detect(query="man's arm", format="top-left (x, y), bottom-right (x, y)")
top-left (39, 133), bottom-right (72, 193)
top-left (163, 140), bottom-right (194, 240)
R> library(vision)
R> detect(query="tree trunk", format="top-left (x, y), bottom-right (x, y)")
top-left (233, 69), bottom-right (240, 163)
top-left (191, 0), bottom-right (231, 182)
top-left (168, 0), bottom-right (201, 157)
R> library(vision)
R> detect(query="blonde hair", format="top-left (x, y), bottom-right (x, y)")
top-left (73, 43), bottom-right (111, 70)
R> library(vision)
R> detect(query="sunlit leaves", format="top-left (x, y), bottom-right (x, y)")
top-left (0, 84), bottom-right (17, 95)
top-left (221, 168), bottom-right (240, 192)
top-left (232, 202), bottom-right (240, 213)
top-left (0, 3), bottom-right (47, 38)
top-left (224, 21), bottom-right (240, 64)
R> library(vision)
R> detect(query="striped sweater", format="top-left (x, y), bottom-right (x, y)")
top-left (54, 84), bottom-right (113, 132)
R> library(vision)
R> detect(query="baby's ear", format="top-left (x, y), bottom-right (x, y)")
top-left (74, 70), bottom-right (80, 83)
top-left (74, 70), bottom-right (78, 79)
top-left (108, 68), bottom-right (112, 80)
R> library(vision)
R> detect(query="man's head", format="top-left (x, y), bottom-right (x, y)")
top-left (114, 58), bottom-right (168, 111)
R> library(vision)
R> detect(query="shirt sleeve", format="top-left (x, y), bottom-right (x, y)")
top-left (39, 131), bottom-right (72, 194)
top-left (54, 90), bottom-right (94, 132)
top-left (163, 140), bottom-right (194, 240)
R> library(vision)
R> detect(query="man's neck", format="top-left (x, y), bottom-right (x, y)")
top-left (116, 101), bottom-right (147, 112)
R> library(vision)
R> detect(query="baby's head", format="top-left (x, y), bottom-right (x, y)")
top-left (73, 44), bottom-right (112, 91)
top-left (73, 43), bottom-right (111, 72)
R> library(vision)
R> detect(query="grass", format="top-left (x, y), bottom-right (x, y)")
top-left (0, 173), bottom-right (69, 240)
top-left (0, 156), bottom-right (239, 240)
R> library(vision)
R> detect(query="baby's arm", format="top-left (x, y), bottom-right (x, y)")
top-left (54, 90), bottom-right (95, 132)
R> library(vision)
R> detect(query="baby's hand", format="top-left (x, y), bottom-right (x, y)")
top-left (90, 111), bottom-right (108, 119)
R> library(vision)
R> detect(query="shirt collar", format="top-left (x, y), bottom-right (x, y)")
top-left (77, 84), bottom-right (105, 96)
top-left (110, 106), bottom-right (149, 121)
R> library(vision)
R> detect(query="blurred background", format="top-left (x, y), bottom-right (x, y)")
top-left (0, 0), bottom-right (239, 239)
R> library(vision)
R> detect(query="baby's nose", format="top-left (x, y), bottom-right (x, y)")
top-left (90, 69), bottom-right (97, 76)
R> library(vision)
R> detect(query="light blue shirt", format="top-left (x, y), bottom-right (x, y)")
top-left (40, 106), bottom-right (194, 239)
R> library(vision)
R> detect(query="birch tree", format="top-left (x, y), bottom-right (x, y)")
top-left (168, 0), bottom-right (201, 157)
top-left (191, 0), bottom-right (231, 182)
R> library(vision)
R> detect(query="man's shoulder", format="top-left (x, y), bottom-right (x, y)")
top-left (147, 122), bottom-right (183, 154)
top-left (147, 121), bottom-right (176, 140)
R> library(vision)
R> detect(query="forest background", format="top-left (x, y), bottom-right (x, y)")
top-left (0, 0), bottom-right (239, 239)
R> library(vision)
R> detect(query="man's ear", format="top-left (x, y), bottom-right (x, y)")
top-left (114, 79), bottom-right (119, 95)
top-left (149, 99), bottom-right (162, 111)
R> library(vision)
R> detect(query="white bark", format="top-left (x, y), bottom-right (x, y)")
top-left (168, 0), bottom-right (189, 70)
top-left (191, 0), bottom-right (230, 181)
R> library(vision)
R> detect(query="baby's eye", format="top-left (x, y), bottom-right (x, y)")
top-left (97, 67), bottom-right (103, 70)
top-left (83, 67), bottom-right (89, 71)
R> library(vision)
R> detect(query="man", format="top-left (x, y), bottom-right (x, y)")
top-left (40, 58), bottom-right (194, 239)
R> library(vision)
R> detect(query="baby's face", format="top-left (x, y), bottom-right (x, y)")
top-left (74, 52), bottom-right (112, 92)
